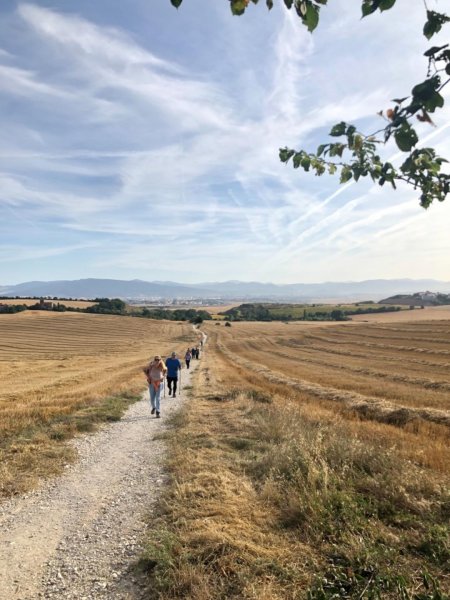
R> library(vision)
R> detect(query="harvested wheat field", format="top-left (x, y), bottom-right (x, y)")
top-left (0, 311), bottom-right (198, 497)
top-left (143, 313), bottom-right (450, 599)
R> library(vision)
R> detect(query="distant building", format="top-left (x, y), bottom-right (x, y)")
top-left (418, 291), bottom-right (437, 301)
top-left (38, 298), bottom-right (54, 309)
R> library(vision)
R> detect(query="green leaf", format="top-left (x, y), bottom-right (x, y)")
top-left (412, 77), bottom-right (440, 102)
top-left (391, 96), bottom-right (408, 104)
top-left (283, 0), bottom-right (293, 8)
top-left (292, 152), bottom-right (303, 168)
top-left (329, 121), bottom-right (347, 137)
top-left (279, 147), bottom-right (295, 163)
top-left (423, 11), bottom-right (450, 40)
top-left (361, 1), bottom-right (377, 18)
top-left (230, 0), bottom-right (248, 16)
top-left (304, 3), bottom-right (319, 32)
top-left (317, 144), bottom-right (327, 157)
top-left (170, 0), bottom-right (183, 7)
top-left (394, 122), bottom-right (419, 152)
top-left (379, 0), bottom-right (396, 11)
top-left (329, 143), bottom-right (345, 157)
top-left (340, 167), bottom-right (352, 183)
top-left (424, 44), bottom-right (448, 58)
top-left (425, 92), bottom-right (444, 113)
top-left (301, 156), bottom-right (311, 171)
top-left (266, 0), bottom-right (274, 9)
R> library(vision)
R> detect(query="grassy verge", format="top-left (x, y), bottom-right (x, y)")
top-left (0, 388), bottom-right (141, 498)
top-left (142, 363), bottom-right (449, 599)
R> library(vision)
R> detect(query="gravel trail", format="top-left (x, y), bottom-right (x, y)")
top-left (0, 360), bottom-right (198, 600)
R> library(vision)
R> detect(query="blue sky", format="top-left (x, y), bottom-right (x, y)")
top-left (1, 0), bottom-right (449, 285)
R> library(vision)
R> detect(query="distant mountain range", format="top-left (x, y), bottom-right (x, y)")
top-left (1, 278), bottom-right (450, 302)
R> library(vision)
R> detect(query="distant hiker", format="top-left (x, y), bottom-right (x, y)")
top-left (143, 355), bottom-right (167, 418)
top-left (185, 349), bottom-right (192, 369)
top-left (195, 346), bottom-right (200, 359)
top-left (165, 351), bottom-right (182, 398)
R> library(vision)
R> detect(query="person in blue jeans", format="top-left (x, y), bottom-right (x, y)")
top-left (143, 355), bottom-right (167, 418)
top-left (165, 351), bottom-right (182, 397)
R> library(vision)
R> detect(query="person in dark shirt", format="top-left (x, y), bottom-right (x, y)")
top-left (165, 351), bottom-right (182, 397)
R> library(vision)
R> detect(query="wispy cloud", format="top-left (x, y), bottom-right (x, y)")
top-left (0, 1), bottom-right (449, 283)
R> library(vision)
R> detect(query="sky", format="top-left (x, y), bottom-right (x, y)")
top-left (1, 0), bottom-right (449, 285)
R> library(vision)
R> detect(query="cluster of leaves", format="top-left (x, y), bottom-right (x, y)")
top-left (171, 0), bottom-right (450, 208)
top-left (277, 0), bottom-right (450, 208)
top-left (171, 0), bottom-right (328, 30)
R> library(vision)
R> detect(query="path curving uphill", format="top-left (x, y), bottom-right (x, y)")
top-left (0, 359), bottom-right (199, 600)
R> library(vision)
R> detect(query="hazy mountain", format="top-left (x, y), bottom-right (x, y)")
top-left (0, 278), bottom-right (215, 299)
top-left (1, 278), bottom-right (450, 302)
top-left (192, 279), bottom-right (450, 300)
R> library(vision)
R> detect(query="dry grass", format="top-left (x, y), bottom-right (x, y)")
top-left (142, 314), bottom-right (449, 598)
top-left (351, 305), bottom-right (450, 323)
top-left (0, 311), bottom-right (198, 496)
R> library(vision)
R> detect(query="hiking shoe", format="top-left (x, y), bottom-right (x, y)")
top-left (168, 390), bottom-right (172, 396)
top-left (151, 407), bottom-right (155, 415)
top-left (173, 393), bottom-right (176, 398)
top-left (156, 412), bottom-right (160, 418)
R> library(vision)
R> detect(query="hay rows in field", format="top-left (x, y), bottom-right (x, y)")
top-left (327, 328), bottom-right (450, 346)
top-left (218, 342), bottom-right (450, 426)
top-left (217, 341), bottom-right (450, 428)
top-left (0, 313), bottom-right (178, 359)
top-left (303, 332), bottom-right (450, 356)
top-left (251, 344), bottom-right (450, 392)
top-left (281, 339), bottom-right (450, 371)
top-left (230, 329), bottom-right (450, 411)
top-left (365, 324), bottom-right (450, 335)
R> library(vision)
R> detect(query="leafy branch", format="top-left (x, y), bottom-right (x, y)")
top-left (171, 0), bottom-right (450, 207)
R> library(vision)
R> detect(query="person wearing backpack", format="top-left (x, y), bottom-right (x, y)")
top-left (165, 351), bottom-right (182, 398)
top-left (185, 349), bottom-right (192, 369)
top-left (143, 355), bottom-right (167, 418)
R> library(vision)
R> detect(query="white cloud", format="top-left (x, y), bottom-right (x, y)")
top-left (0, 1), bottom-right (449, 283)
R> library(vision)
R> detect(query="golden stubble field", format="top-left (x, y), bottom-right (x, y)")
top-left (146, 309), bottom-right (450, 598)
top-left (204, 311), bottom-right (450, 469)
top-left (0, 311), bottom-right (198, 496)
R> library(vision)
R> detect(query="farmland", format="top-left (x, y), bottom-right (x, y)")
top-left (0, 298), bottom-right (95, 308)
top-left (0, 311), bottom-right (198, 496)
top-left (145, 309), bottom-right (450, 599)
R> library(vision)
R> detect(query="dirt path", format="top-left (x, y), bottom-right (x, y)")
top-left (0, 358), bottom-right (200, 600)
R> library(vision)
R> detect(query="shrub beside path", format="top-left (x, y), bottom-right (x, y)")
top-left (0, 358), bottom-right (199, 599)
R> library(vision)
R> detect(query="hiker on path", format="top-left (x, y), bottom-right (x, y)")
top-left (143, 355), bottom-right (167, 418)
top-left (185, 349), bottom-right (192, 369)
top-left (165, 351), bottom-right (182, 398)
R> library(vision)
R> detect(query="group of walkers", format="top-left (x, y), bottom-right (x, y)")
top-left (143, 343), bottom-right (202, 418)
top-left (184, 346), bottom-right (200, 369)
